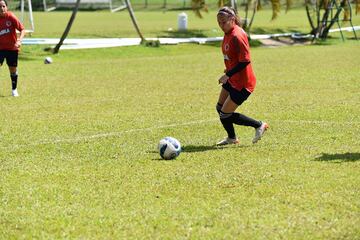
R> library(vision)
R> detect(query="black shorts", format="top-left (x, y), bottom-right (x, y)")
top-left (222, 82), bottom-right (251, 105)
top-left (0, 50), bottom-right (18, 67)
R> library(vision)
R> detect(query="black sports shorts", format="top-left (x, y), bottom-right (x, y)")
top-left (222, 82), bottom-right (251, 105)
top-left (0, 50), bottom-right (18, 67)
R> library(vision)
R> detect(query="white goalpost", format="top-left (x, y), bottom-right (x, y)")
top-left (13, 0), bottom-right (35, 34)
top-left (43, 0), bottom-right (57, 11)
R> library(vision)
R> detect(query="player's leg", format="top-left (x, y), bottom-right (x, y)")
top-left (233, 111), bottom-right (269, 144)
top-left (216, 86), bottom-right (229, 114)
top-left (216, 87), bottom-right (239, 145)
top-left (0, 51), bottom-right (5, 95)
top-left (220, 86), bottom-right (269, 144)
top-left (232, 110), bottom-right (269, 143)
top-left (227, 88), bottom-right (268, 144)
top-left (6, 51), bottom-right (19, 97)
top-left (9, 66), bottom-right (19, 97)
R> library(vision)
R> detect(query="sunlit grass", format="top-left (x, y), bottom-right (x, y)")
top-left (0, 8), bottom-right (359, 239)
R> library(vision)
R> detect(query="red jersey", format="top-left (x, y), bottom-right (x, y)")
top-left (0, 12), bottom-right (25, 51)
top-left (222, 25), bottom-right (256, 92)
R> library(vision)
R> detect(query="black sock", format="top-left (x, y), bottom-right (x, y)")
top-left (220, 112), bottom-right (236, 139)
top-left (232, 112), bottom-right (261, 128)
top-left (11, 73), bottom-right (18, 90)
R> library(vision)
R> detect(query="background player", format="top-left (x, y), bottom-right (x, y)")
top-left (0, 0), bottom-right (25, 97)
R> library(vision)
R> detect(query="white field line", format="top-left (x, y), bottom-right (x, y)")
top-left (0, 119), bottom-right (217, 150)
top-left (1, 118), bottom-right (359, 150)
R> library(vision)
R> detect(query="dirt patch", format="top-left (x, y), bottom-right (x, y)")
top-left (259, 37), bottom-right (312, 47)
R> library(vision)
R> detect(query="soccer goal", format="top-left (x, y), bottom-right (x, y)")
top-left (8, 0), bottom-right (35, 34)
top-left (43, 0), bottom-right (57, 11)
top-left (43, 0), bottom-right (126, 12)
top-left (20, 0), bottom-right (34, 33)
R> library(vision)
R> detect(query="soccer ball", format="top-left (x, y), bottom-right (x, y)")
top-left (158, 137), bottom-right (181, 160)
top-left (44, 57), bottom-right (53, 64)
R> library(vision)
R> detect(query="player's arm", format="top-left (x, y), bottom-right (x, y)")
top-left (15, 29), bottom-right (26, 47)
top-left (218, 61), bottom-right (249, 84)
top-left (225, 61), bottom-right (250, 77)
top-left (225, 35), bottom-right (250, 77)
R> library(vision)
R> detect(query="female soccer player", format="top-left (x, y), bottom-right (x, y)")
top-left (0, 0), bottom-right (25, 97)
top-left (216, 6), bottom-right (268, 146)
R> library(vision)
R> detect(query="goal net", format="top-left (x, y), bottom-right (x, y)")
top-left (7, 0), bottom-right (34, 34)
top-left (42, 0), bottom-right (126, 12)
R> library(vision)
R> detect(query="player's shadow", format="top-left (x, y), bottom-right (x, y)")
top-left (182, 144), bottom-right (249, 153)
top-left (182, 145), bottom-right (219, 153)
top-left (314, 152), bottom-right (360, 163)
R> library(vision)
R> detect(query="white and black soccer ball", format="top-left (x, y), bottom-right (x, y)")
top-left (158, 137), bottom-right (181, 160)
top-left (44, 57), bottom-right (53, 64)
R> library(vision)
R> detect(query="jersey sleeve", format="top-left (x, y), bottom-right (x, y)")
top-left (10, 12), bottom-right (25, 31)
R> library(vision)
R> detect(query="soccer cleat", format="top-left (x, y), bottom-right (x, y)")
top-left (216, 137), bottom-right (240, 146)
top-left (252, 122), bottom-right (269, 144)
top-left (12, 89), bottom-right (19, 97)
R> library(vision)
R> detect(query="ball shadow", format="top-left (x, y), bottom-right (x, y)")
top-left (148, 144), bottom-right (250, 161)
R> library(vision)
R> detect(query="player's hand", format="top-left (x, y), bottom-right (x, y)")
top-left (218, 74), bottom-right (229, 84)
top-left (15, 40), bottom-right (22, 48)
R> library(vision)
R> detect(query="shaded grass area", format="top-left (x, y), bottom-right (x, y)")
top-left (315, 153), bottom-right (360, 162)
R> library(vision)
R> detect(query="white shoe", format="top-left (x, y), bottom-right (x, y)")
top-left (253, 122), bottom-right (269, 144)
top-left (216, 137), bottom-right (240, 146)
top-left (12, 89), bottom-right (19, 97)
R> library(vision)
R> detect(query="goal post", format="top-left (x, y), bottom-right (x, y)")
top-left (20, 0), bottom-right (35, 33)
top-left (7, 0), bottom-right (35, 34)
top-left (44, 0), bottom-right (127, 12)
top-left (43, 0), bottom-right (57, 11)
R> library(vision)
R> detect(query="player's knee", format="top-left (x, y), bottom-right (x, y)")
top-left (219, 110), bottom-right (233, 120)
top-left (216, 103), bottom-right (223, 114)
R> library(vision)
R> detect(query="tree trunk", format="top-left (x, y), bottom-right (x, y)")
top-left (53, 0), bottom-right (81, 54)
top-left (247, 0), bottom-right (259, 33)
top-left (124, 0), bottom-right (145, 42)
top-left (320, 0), bottom-right (345, 38)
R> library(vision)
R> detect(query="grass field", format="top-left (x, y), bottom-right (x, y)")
top-left (0, 9), bottom-right (360, 239)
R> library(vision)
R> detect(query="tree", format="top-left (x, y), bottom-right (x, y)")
top-left (305, 0), bottom-right (358, 39)
top-left (124, 0), bottom-right (145, 42)
top-left (192, 0), bottom-right (358, 39)
top-left (191, 0), bottom-right (289, 33)
top-left (53, 0), bottom-right (81, 54)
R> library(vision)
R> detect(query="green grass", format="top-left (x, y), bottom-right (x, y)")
top-left (0, 9), bottom-right (360, 239)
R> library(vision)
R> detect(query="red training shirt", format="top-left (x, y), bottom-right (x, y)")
top-left (222, 25), bottom-right (256, 92)
top-left (0, 12), bottom-right (25, 51)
